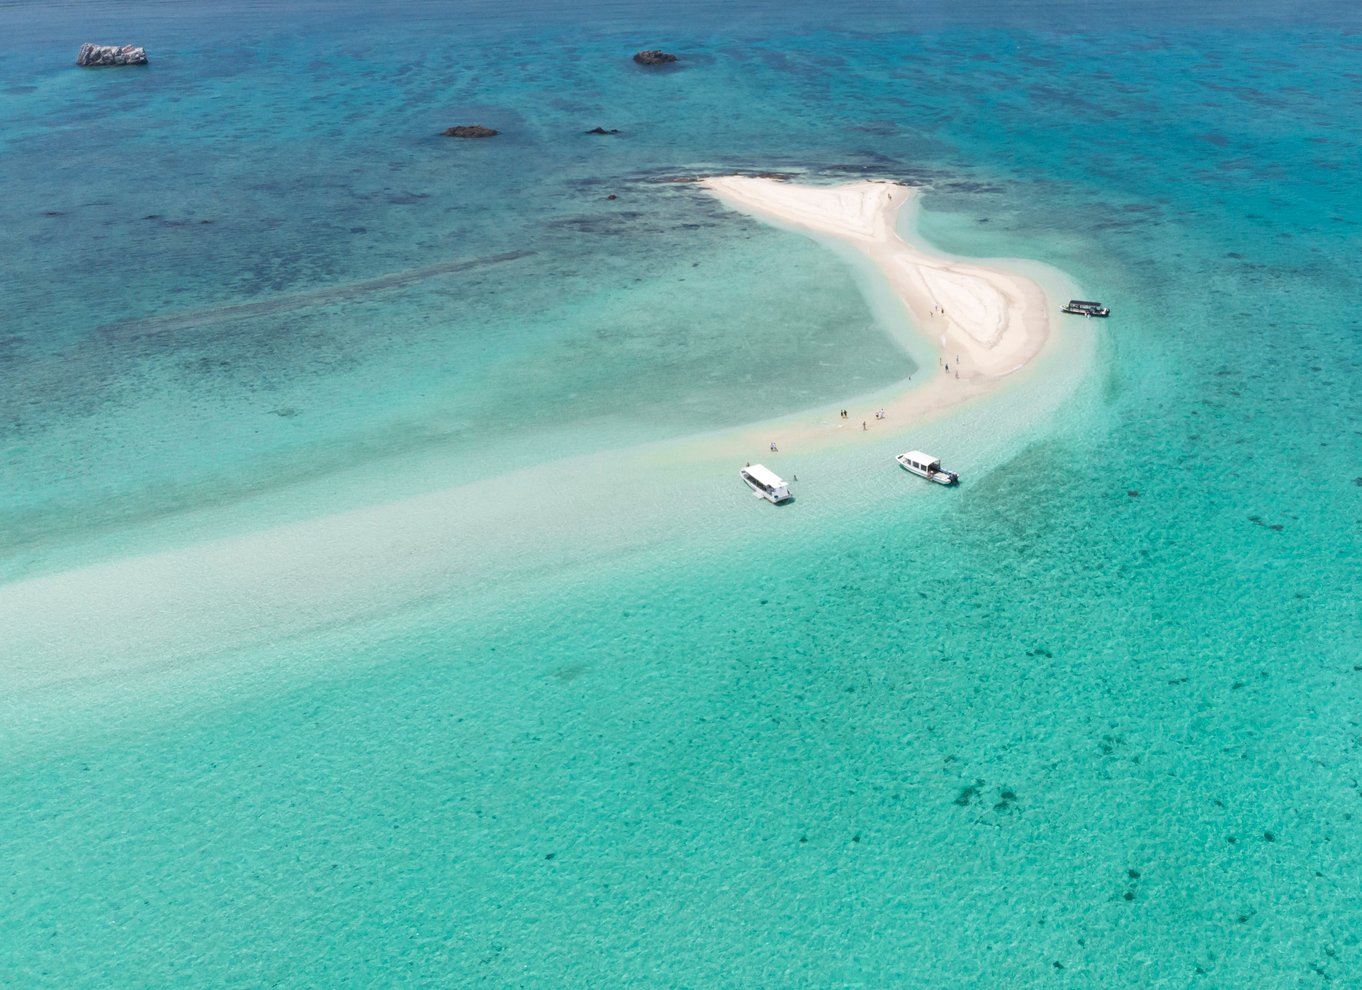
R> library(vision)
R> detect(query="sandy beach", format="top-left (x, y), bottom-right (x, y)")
top-left (694, 175), bottom-right (1058, 452)
top-left (701, 176), bottom-right (1050, 376)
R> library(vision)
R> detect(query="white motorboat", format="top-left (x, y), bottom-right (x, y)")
top-left (740, 464), bottom-right (792, 503)
top-left (896, 450), bottom-right (959, 486)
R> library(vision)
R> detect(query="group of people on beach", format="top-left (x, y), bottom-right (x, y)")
top-left (835, 407), bottom-right (888, 431)
top-left (760, 403), bottom-right (894, 469)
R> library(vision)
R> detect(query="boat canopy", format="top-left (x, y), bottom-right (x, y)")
top-left (902, 450), bottom-right (938, 465)
top-left (1068, 299), bottom-right (1103, 308)
top-left (744, 463), bottom-right (787, 489)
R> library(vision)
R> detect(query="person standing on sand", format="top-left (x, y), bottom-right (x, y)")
top-left (862, 421), bottom-right (867, 431)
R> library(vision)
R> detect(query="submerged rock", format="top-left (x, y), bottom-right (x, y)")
top-left (633, 49), bottom-right (678, 65)
top-left (77, 43), bottom-right (148, 66)
top-left (585, 126), bottom-right (621, 135)
top-left (442, 125), bottom-right (498, 138)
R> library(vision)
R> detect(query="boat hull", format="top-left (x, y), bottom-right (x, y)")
top-left (895, 455), bottom-right (959, 485)
top-left (740, 466), bottom-right (792, 503)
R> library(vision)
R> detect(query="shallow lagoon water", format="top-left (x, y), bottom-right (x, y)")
top-left (3, 1), bottom-right (1362, 986)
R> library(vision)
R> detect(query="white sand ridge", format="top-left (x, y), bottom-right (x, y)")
top-left (700, 175), bottom-right (1050, 378)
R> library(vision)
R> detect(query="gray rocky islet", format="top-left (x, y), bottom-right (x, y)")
top-left (442, 125), bottom-right (498, 138)
top-left (76, 43), bottom-right (148, 66)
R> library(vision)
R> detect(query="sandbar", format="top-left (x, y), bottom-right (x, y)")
top-left (0, 175), bottom-right (1087, 712)
top-left (695, 175), bottom-right (1057, 449)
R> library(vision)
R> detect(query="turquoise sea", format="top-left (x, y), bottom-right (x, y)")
top-left (3, 0), bottom-right (1362, 985)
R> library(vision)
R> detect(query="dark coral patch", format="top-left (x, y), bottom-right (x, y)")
top-left (954, 780), bottom-right (983, 806)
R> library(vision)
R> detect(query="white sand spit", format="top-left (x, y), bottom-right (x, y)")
top-left (700, 175), bottom-right (1050, 379)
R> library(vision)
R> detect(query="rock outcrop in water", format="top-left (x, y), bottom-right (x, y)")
top-left (632, 49), bottom-right (677, 65)
top-left (76, 43), bottom-right (148, 66)
top-left (585, 127), bottom-right (621, 135)
top-left (442, 125), bottom-right (498, 138)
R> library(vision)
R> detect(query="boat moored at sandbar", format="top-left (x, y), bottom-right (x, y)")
top-left (1062, 299), bottom-right (1110, 317)
top-left (896, 450), bottom-right (959, 486)
top-left (740, 464), bottom-right (792, 503)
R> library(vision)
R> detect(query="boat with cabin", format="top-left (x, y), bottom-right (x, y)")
top-left (1062, 299), bottom-right (1110, 317)
top-left (740, 464), bottom-right (792, 503)
top-left (896, 450), bottom-right (959, 486)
